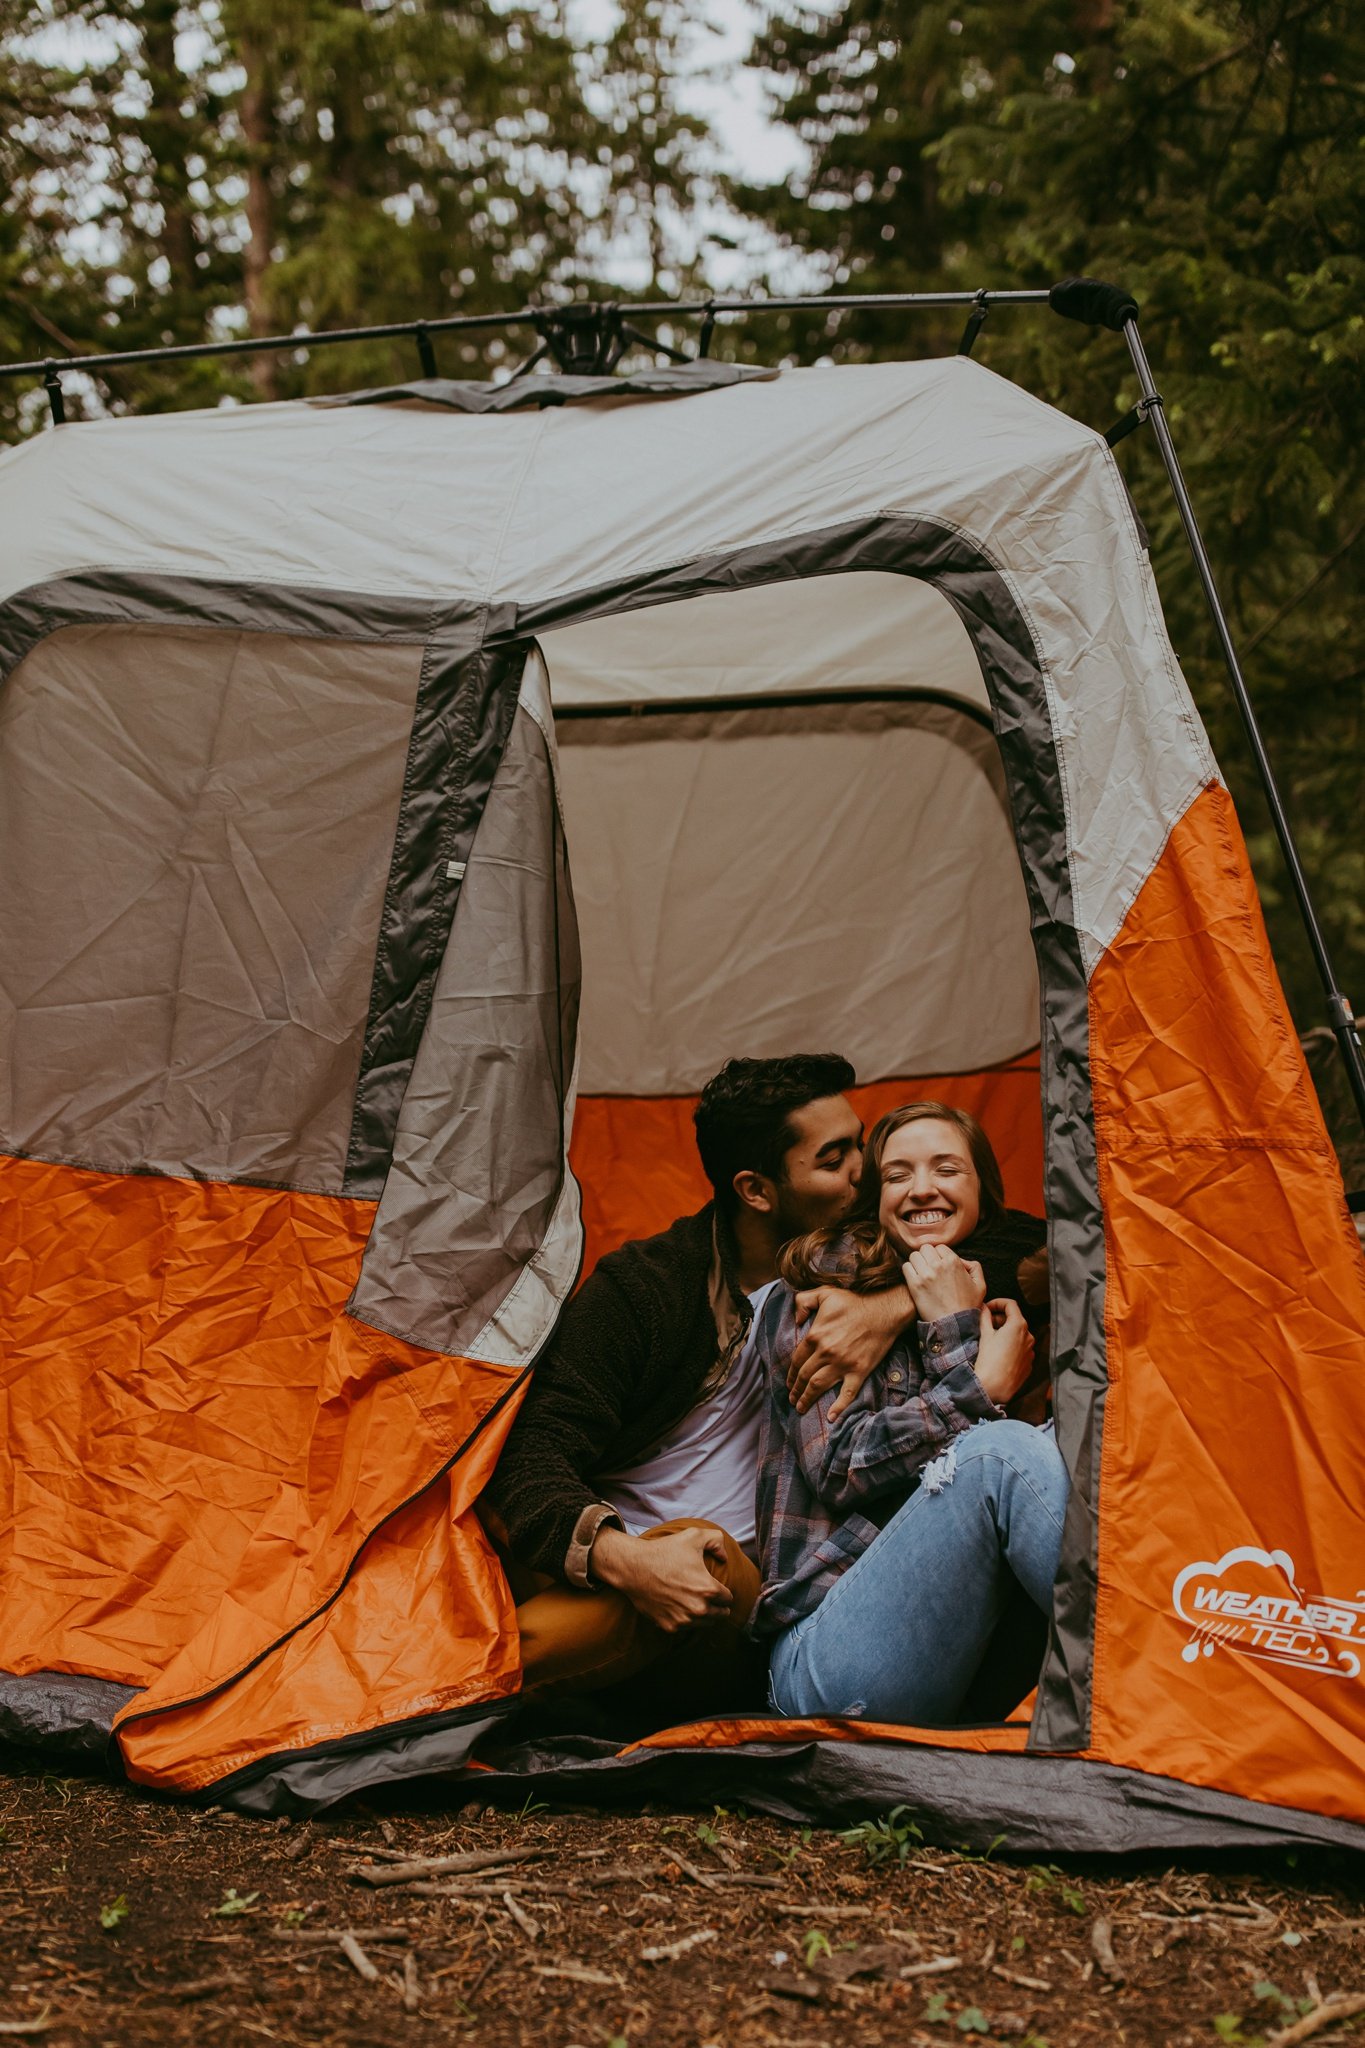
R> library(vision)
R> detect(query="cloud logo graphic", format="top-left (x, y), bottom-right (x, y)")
top-left (1171, 1546), bottom-right (1362, 1681)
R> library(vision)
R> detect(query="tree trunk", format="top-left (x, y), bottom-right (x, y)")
top-left (140, 0), bottom-right (198, 331)
top-left (238, 32), bottom-right (279, 400)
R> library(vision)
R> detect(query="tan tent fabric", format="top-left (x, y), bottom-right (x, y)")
top-left (555, 697), bottom-right (1036, 1095)
top-left (542, 572), bottom-right (988, 714)
top-left (0, 623), bottom-right (423, 1190)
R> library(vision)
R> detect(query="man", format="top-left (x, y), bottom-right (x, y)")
top-left (485, 1053), bottom-right (916, 1722)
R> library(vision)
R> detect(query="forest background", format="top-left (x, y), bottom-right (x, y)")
top-left (0, 0), bottom-right (1361, 1072)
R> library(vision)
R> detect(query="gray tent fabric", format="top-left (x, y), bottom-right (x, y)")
top-left (0, 1671), bottom-right (137, 1757)
top-left (457, 1734), bottom-right (1365, 1856)
top-left (314, 363), bottom-right (778, 412)
top-left (351, 689), bottom-right (582, 1354)
top-left (208, 1708), bottom-right (515, 1819)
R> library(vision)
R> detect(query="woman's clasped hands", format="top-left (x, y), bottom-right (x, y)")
top-left (901, 1243), bottom-right (1034, 1407)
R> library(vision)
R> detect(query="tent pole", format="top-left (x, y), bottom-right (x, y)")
top-left (1122, 315), bottom-right (1365, 1150)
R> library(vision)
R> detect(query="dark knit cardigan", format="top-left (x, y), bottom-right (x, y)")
top-left (486, 1199), bottom-right (1048, 1582)
top-left (486, 1203), bottom-right (740, 1579)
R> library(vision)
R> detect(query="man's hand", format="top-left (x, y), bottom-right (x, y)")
top-left (788, 1284), bottom-right (916, 1418)
top-left (589, 1525), bottom-right (733, 1634)
top-left (973, 1299), bottom-right (1035, 1406)
top-left (902, 1244), bottom-right (987, 1322)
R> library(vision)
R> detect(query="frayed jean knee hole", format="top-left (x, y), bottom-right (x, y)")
top-left (921, 1440), bottom-right (959, 1494)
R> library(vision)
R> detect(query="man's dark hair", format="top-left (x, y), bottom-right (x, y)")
top-left (693, 1054), bottom-right (856, 1212)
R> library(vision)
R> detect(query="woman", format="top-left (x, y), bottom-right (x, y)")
top-left (750, 1101), bottom-right (1069, 1725)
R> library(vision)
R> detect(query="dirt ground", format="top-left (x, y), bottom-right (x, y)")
top-left (2, 1746), bottom-right (1363, 2048)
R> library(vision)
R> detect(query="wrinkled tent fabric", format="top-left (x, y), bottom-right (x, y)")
top-left (1, 359), bottom-right (1363, 1847)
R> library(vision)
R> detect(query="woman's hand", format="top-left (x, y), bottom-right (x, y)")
top-left (901, 1244), bottom-right (987, 1322)
top-left (973, 1299), bottom-right (1035, 1406)
top-left (787, 1284), bottom-right (917, 1417)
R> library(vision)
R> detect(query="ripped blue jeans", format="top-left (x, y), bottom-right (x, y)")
top-left (767, 1419), bottom-right (1069, 1724)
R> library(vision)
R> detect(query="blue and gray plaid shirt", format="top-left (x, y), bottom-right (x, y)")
top-left (749, 1284), bottom-right (1003, 1637)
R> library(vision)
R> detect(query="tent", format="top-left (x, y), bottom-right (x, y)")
top-left (2, 324), bottom-right (1365, 1853)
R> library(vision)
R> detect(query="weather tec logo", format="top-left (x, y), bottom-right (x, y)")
top-left (1172, 1547), bottom-right (1365, 1681)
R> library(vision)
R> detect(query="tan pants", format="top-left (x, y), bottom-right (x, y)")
top-left (510, 1518), bottom-right (767, 1724)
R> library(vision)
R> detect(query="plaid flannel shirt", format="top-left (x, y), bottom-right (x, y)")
top-left (749, 1284), bottom-right (1003, 1637)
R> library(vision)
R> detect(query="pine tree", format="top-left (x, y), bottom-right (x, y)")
top-left (745, 0), bottom-right (1365, 1038)
top-left (0, 0), bottom-right (720, 419)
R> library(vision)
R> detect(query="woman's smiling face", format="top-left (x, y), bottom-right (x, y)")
top-left (877, 1117), bottom-right (982, 1254)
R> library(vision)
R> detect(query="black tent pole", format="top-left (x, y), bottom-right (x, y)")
top-left (1121, 311), bottom-right (1365, 1147)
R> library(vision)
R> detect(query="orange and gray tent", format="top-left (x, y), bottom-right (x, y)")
top-left (3, 334), bottom-right (1365, 1853)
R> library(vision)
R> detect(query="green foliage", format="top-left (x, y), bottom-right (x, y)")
top-left (0, 0), bottom-right (719, 427)
top-left (213, 1887), bottom-right (260, 1916)
top-left (1023, 1862), bottom-right (1086, 1913)
top-left (840, 1802), bottom-right (924, 1866)
top-left (1211, 2018), bottom-right (1265, 2046)
top-left (747, 0), bottom-right (1365, 1042)
top-left (98, 1893), bottom-right (129, 1930)
top-left (802, 1926), bottom-right (833, 1965)
top-left (956, 2010), bottom-right (990, 2035)
top-left (924, 1988), bottom-right (953, 2023)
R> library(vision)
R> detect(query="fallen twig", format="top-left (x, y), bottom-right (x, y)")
top-left (898, 1956), bottom-right (963, 1979)
top-left (993, 1964), bottom-right (1054, 1992)
top-left (772, 1903), bottom-right (875, 1920)
top-left (0, 2018), bottom-right (53, 2039)
top-left (168, 1974), bottom-right (247, 2002)
top-left (532, 1963), bottom-right (625, 1988)
top-left (503, 1891), bottom-right (541, 1940)
top-left (662, 1851), bottom-right (720, 1892)
top-left (271, 1926), bottom-right (412, 1945)
top-left (338, 1933), bottom-right (381, 1983)
top-left (1267, 1994), bottom-right (1365, 2047)
top-left (351, 1846), bottom-right (548, 1887)
top-left (328, 1837), bottom-right (414, 1863)
top-left (404, 1880), bottom-right (577, 1902)
top-left (401, 1952), bottom-right (421, 2013)
top-left (642, 1927), bottom-right (718, 1964)
top-left (1091, 1915), bottom-right (1125, 1984)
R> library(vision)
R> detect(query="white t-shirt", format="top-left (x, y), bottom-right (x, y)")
top-left (597, 1280), bottom-right (778, 1560)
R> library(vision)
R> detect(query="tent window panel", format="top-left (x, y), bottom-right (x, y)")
top-left (543, 571), bottom-right (989, 714)
top-left (0, 622), bottom-right (424, 1191)
top-left (556, 699), bottom-right (1039, 1097)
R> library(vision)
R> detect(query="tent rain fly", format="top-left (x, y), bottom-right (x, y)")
top-left (1, 285), bottom-right (1364, 1851)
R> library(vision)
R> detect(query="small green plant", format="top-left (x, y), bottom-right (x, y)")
top-left (801, 1928), bottom-right (832, 1967)
top-left (840, 1804), bottom-right (924, 1867)
top-left (278, 1907), bottom-right (306, 1928)
top-left (99, 1894), bottom-right (130, 1930)
top-left (511, 1794), bottom-right (549, 1824)
top-left (1252, 1982), bottom-right (1314, 2018)
top-left (1023, 1863), bottom-right (1085, 1914)
top-left (1021, 2036), bottom-right (1052, 2048)
top-left (1210, 2019), bottom-right (1265, 2046)
top-left (694, 1816), bottom-right (721, 1851)
top-left (213, 1888), bottom-right (260, 1917)
top-left (956, 2010), bottom-right (990, 2035)
top-left (1010, 1934), bottom-right (1027, 1954)
top-left (924, 1989), bottom-right (952, 2025)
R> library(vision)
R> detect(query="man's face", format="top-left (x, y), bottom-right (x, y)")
top-left (771, 1094), bottom-right (863, 1238)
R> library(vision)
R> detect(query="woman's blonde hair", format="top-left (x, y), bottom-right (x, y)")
top-left (780, 1100), bottom-right (1006, 1294)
